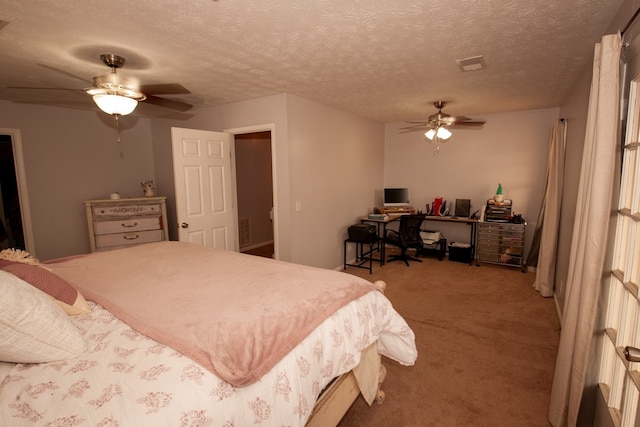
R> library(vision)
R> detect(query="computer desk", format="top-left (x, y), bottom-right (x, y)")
top-left (358, 214), bottom-right (404, 266)
top-left (422, 216), bottom-right (479, 265)
top-left (359, 214), bottom-right (479, 266)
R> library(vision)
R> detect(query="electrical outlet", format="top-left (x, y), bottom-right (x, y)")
top-left (295, 201), bottom-right (301, 212)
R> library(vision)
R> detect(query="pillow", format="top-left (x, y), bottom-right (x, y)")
top-left (0, 270), bottom-right (87, 363)
top-left (0, 260), bottom-right (90, 315)
top-left (0, 248), bottom-right (39, 265)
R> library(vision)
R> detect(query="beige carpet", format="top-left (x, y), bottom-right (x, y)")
top-left (339, 251), bottom-right (560, 426)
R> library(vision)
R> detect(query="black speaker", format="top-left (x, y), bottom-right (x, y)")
top-left (454, 199), bottom-right (471, 218)
top-left (348, 224), bottom-right (377, 243)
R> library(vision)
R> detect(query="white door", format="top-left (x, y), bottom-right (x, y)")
top-left (171, 127), bottom-right (238, 251)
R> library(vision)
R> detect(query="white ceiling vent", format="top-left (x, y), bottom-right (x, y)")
top-left (456, 55), bottom-right (486, 72)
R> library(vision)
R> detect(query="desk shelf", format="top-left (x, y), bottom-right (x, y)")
top-left (422, 216), bottom-right (478, 265)
top-left (420, 237), bottom-right (446, 261)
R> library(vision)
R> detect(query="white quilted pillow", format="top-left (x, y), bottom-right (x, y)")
top-left (0, 270), bottom-right (87, 363)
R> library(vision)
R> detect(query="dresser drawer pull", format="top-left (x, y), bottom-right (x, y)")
top-left (123, 234), bottom-right (140, 240)
top-left (121, 222), bottom-right (138, 228)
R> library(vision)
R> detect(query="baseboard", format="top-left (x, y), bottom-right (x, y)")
top-left (553, 294), bottom-right (563, 323)
top-left (240, 240), bottom-right (274, 252)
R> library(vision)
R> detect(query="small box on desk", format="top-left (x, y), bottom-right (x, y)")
top-left (448, 242), bottom-right (471, 263)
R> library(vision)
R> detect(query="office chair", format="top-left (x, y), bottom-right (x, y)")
top-left (384, 214), bottom-right (426, 266)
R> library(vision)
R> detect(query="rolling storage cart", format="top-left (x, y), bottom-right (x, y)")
top-left (476, 222), bottom-right (526, 271)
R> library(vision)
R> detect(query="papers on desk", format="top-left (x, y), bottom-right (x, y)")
top-left (449, 241), bottom-right (471, 248)
top-left (420, 231), bottom-right (441, 244)
top-left (368, 213), bottom-right (389, 220)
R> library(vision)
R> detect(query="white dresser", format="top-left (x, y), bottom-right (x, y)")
top-left (84, 196), bottom-right (169, 252)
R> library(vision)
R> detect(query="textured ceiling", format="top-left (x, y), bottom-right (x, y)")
top-left (0, 0), bottom-right (625, 122)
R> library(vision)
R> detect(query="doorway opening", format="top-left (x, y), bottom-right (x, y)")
top-left (0, 134), bottom-right (26, 250)
top-left (234, 131), bottom-right (274, 259)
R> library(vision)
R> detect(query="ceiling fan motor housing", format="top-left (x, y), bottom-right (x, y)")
top-left (100, 54), bottom-right (125, 69)
top-left (85, 54), bottom-right (145, 101)
top-left (89, 73), bottom-right (146, 101)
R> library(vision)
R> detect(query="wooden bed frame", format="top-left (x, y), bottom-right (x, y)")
top-left (306, 344), bottom-right (388, 426)
top-left (306, 279), bottom-right (390, 426)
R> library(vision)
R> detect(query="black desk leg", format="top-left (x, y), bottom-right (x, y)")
top-left (470, 222), bottom-right (479, 266)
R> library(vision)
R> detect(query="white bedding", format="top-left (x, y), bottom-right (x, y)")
top-left (0, 289), bottom-right (416, 426)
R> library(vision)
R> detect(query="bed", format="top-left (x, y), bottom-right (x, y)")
top-left (0, 241), bottom-right (417, 426)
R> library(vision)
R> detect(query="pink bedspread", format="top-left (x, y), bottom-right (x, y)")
top-left (48, 241), bottom-right (376, 387)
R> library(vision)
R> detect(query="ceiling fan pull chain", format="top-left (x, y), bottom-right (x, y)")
top-left (112, 113), bottom-right (122, 144)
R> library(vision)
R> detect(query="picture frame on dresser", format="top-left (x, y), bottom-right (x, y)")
top-left (84, 196), bottom-right (169, 252)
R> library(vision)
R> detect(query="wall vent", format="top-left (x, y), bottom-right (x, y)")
top-left (456, 55), bottom-right (486, 72)
top-left (238, 217), bottom-right (251, 248)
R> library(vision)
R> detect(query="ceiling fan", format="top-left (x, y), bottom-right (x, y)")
top-left (399, 101), bottom-right (485, 141)
top-left (9, 53), bottom-right (193, 116)
top-left (86, 53), bottom-right (193, 116)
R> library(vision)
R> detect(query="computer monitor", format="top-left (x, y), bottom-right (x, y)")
top-left (454, 199), bottom-right (471, 217)
top-left (383, 188), bottom-right (410, 207)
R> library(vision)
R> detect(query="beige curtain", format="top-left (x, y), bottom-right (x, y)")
top-left (548, 33), bottom-right (622, 426)
top-left (532, 120), bottom-right (567, 297)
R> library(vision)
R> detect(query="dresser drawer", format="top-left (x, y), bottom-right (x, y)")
top-left (94, 217), bottom-right (160, 235)
top-left (96, 229), bottom-right (164, 249)
top-left (85, 196), bottom-right (168, 253)
top-left (92, 203), bottom-right (162, 218)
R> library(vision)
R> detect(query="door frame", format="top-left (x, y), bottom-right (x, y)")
top-left (224, 123), bottom-right (278, 260)
top-left (0, 128), bottom-right (36, 255)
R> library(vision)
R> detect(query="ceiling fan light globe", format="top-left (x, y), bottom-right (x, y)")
top-left (425, 129), bottom-right (436, 140)
top-left (436, 127), bottom-right (452, 140)
top-left (92, 94), bottom-right (138, 116)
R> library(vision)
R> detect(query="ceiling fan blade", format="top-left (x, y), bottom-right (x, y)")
top-left (399, 127), bottom-right (432, 134)
top-left (134, 101), bottom-right (195, 119)
top-left (7, 86), bottom-right (81, 91)
top-left (399, 124), bottom-right (431, 131)
top-left (451, 120), bottom-right (486, 127)
top-left (139, 83), bottom-right (191, 95)
top-left (143, 94), bottom-right (193, 112)
top-left (38, 63), bottom-right (93, 85)
top-left (448, 115), bottom-right (471, 122)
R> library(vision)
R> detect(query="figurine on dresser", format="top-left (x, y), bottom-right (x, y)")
top-left (141, 180), bottom-right (156, 197)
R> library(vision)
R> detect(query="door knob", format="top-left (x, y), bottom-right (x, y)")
top-left (181, 222), bottom-right (189, 229)
top-left (624, 346), bottom-right (640, 362)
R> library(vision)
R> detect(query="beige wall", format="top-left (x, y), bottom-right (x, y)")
top-left (0, 94), bottom-right (568, 269)
top-left (149, 94), bottom-right (293, 257)
top-left (384, 107), bottom-right (559, 259)
top-left (0, 101), bottom-right (154, 260)
top-left (285, 94), bottom-right (385, 268)
top-left (150, 93), bottom-right (385, 269)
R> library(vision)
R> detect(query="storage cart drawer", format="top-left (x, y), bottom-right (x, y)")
top-left (477, 251), bottom-right (501, 263)
top-left (478, 242), bottom-right (500, 253)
